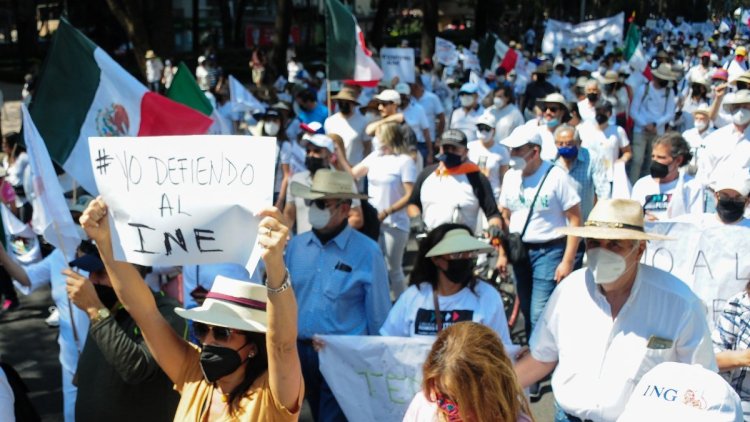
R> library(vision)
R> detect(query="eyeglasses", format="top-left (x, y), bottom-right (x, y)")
top-left (476, 124), bottom-right (492, 131)
top-left (193, 322), bottom-right (237, 342)
top-left (542, 105), bottom-right (560, 113)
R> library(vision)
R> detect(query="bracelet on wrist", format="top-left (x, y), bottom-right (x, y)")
top-left (267, 270), bottom-right (291, 294)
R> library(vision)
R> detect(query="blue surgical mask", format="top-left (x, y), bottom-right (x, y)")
top-left (557, 146), bottom-right (578, 159)
top-left (546, 118), bottom-right (559, 128)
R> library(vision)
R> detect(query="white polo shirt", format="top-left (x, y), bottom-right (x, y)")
top-left (450, 105), bottom-right (485, 142)
top-left (531, 265), bottom-right (717, 422)
top-left (498, 161), bottom-right (580, 243)
top-left (324, 111), bottom-right (371, 166)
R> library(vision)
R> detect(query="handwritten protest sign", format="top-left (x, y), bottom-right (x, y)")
top-left (380, 48), bottom-right (415, 83)
top-left (542, 13), bottom-right (624, 55)
top-left (318, 335), bottom-right (434, 422)
top-left (435, 37), bottom-right (458, 67)
top-left (642, 222), bottom-right (750, 330)
top-left (89, 135), bottom-right (275, 268)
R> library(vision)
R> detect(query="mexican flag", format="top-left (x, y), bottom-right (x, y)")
top-left (30, 19), bottom-right (213, 195)
top-left (324, 0), bottom-right (383, 86)
top-left (624, 24), bottom-right (652, 81)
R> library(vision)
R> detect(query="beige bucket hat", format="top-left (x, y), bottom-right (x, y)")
top-left (290, 169), bottom-right (367, 200)
top-left (556, 199), bottom-right (673, 240)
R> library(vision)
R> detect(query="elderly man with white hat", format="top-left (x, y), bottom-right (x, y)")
top-left (628, 63), bottom-right (678, 183)
top-left (498, 124), bottom-right (582, 356)
top-left (515, 198), bottom-right (716, 422)
top-left (449, 82), bottom-right (485, 142)
top-left (286, 169), bottom-right (390, 422)
top-left (696, 90), bottom-right (750, 193)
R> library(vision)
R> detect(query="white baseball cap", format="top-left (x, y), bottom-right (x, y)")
top-left (617, 362), bottom-right (743, 422)
top-left (500, 124), bottom-right (542, 149)
top-left (476, 113), bottom-right (495, 128)
top-left (307, 134), bottom-right (335, 153)
top-left (373, 89), bottom-right (401, 105)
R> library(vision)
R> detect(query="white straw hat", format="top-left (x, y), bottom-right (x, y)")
top-left (557, 199), bottom-right (673, 240)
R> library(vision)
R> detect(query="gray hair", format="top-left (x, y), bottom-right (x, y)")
top-left (553, 124), bottom-right (577, 141)
top-left (585, 79), bottom-right (601, 91)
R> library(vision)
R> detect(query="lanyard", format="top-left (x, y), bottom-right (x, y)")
top-left (432, 290), bottom-right (443, 333)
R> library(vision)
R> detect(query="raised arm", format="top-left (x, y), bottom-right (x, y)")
top-left (256, 207), bottom-right (302, 410)
top-left (79, 198), bottom-right (191, 383)
top-left (0, 243), bottom-right (31, 287)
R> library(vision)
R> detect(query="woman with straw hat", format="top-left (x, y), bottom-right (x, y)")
top-left (80, 199), bottom-right (302, 421)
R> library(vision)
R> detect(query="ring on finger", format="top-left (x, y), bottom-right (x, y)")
top-left (266, 227), bottom-right (273, 237)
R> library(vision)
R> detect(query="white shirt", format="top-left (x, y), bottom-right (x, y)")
top-left (403, 103), bottom-right (431, 144)
top-left (379, 281), bottom-right (512, 348)
top-left (499, 161), bottom-right (581, 242)
top-left (696, 124), bottom-right (750, 188)
top-left (414, 92), bottom-right (445, 140)
top-left (631, 173), bottom-right (704, 220)
top-left (358, 152), bottom-right (417, 232)
top-left (525, 120), bottom-right (560, 161)
top-left (682, 126), bottom-right (714, 171)
top-left (467, 139), bottom-right (510, 200)
top-left (14, 249), bottom-right (90, 375)
top-left (324, 111), bottom-right (371, 166)
top-left (630, 82), bottom-right (677, 134)
top-left (484, 104), bottom-right (525, 143)
top-left (578, 122), bottom-right (630, 181)
top-left (0, 368), bottom-right (13, 422)
top-left (145, 58), bottom-right (164, 83)
top-left (531, 266), bottom-right (717, 422)
top-left (450, 106), bottom-right (484, 142)
top-left (418, 171), bottom-right (484, 232)
top-left (577, 99), bottom-right (597, 124)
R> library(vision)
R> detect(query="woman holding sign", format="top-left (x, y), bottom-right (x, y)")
top-left (80, 198), bottom-right (302, 421)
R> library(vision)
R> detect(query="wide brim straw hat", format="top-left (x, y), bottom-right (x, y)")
top-left (330, 88), bottom-right (361, 105)
top-left (557, 199), bottom-right (673, 240)
top-left (652, 63), bottom-right (676, 81)
top-left (290, 169), bottom-right (368, 200)
top-left (425, 228), bottom-right (494, 257)
top-left (174, 276), bottom-right (268, 333)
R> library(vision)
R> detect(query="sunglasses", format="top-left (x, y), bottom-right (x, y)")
top-left (304, 199), bottom-right (341, 210)
top-left (193, 321), bottom-right (236, 342)
top-left (476, 124), bottom-right (492, 131)
top-left (442, 251), bottom-right (480, 260)
top-left (542, 105), bottom-right (560, 113)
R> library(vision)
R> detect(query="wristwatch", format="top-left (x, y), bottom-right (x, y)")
top-left (267, 270), bottom-right (291, 295)
top-left (91, 307), bottom-right (111, 324)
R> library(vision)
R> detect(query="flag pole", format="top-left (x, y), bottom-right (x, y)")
top-left (327, 77), bottom-right (332, 118)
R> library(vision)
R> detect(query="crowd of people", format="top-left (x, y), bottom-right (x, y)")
top-left (3, 13), bottom-right (750, 422)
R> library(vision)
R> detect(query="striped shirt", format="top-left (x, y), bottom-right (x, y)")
top-left (713, 289), bottom-right (750, 401)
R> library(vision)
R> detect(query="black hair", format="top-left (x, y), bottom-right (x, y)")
top-left (495, 85), bottom-right (515, 104)
top-left (295, 89), bottom-right (316, 103)
top-left (227, 331), bottom-right (268, 416)
top-left (409, 223), bottom-right (478, 294)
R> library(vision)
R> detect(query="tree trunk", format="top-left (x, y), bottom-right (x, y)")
top-left (218, 0), bottom-right (232, 48)
top-left (192, 0), bottom-right (200, 52)
top-left (12, 0), bottom-right (38, 70)
top-left (233, 0), bottom-right (248, 47)
top-left (105, 0), bottom-right (152, 78)
top-left (421, 0), bottom-right (438, 60)
top-left (370, 0), bottom-right (393, 51)
top-left (270, 0), bottom-right (292, 83)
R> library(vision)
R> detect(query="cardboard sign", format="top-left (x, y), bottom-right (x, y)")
top-left (380, 48), bottom-right (416, 84)
top-left (89, 135), bottom-right (275, 268)
top-left (435, 37), bottom-right (459, 67)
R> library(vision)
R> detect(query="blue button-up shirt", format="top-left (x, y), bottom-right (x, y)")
top-left (286, 225), bottom-right (391, 339)
top-left (554, 147), bottom-right (608, 220)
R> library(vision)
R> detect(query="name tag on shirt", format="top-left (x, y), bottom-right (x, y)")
top-left (644, 193), bottom-right (671, 212)
top-left (414, 308), bottom-right (473, 335)
top-left (646, 335), bottom-right (674, 349)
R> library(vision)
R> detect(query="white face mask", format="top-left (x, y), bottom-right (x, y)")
top-left (459, 95), bottom-right (474, 107)
top-left (476, 129), bottom-right (492, 140)
top-left (508, 156), bottom-right (527, 172)
top-left (493, 97), bottom-right (506, 108)
top-left (308, 205), bottom-right (332, 229)
top-left (694, 120), bottom-right (708, 132)
top-left (264, 121), bottom-right (280, 136)
top-left (733, 108), bottom-right (750, 126)
top-left (586, 245), bottom-right (638, 284)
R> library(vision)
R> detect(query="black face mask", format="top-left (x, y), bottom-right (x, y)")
top-left (442, 259), bottom-right (475, 286)
top-left (435, 152), bottom-right (463, 168)
top-left (536, 74), bottom-right (546, 83)
top-left (654, 78), bottom-right (667, 89)
top-left (199, 343), bottom-right (247, 383)
top-left (338, 102), bottom-right (352, 114)
top-left (587, 93), bottom-right (599, 103)
top-left (595, 113), bottom-right (609, 125)
top-left (702, 58), bottom-right (710, 67)
top-left (649, 161), bottom-right (670, 179)
top-left (716, 198), bottom-right (746, 223)
top-left (305, 156), bottom-right (326, 175)
top-left (94, 284), bottom-right (118, 310)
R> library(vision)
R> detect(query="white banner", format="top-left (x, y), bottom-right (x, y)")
top-left (318, 335), bottom-right (434, 422)
top-left (380, 48), bottom-right (416, 84)
top-left (642, 222), bottom-right (750, 330)
top-left (89, 135), bottom-right (275, 268)
top-left (542, 13), bottom-right (625, 55)
top-left (435, 37), bottom-right (458, 67)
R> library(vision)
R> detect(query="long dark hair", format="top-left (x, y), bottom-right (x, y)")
top-left (227, 331), bottom-right (268, 416)
top-left (409, 223), bottom-right (478, 293)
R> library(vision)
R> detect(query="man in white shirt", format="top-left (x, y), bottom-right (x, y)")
top-left (515, 199), bottom-right (717, 422)
top-left (484, 85), bottom-right (525, 143)
top-left (467, 113), bottom-right (510, 201)
top-left (577, 79), bottom-right (601, 124)
top-left (629, 63), bottom-right (678, 183)
top-left (527, 93), bottom-right (569, 161)
top-left (449, 82), bottom-right (484, 142)
top-left (410, 78), bottom-right (445, 145)
top-left (578, 101), bottom-right (632, 193)
top-left (498, 124), bottom-right (582, 343)
top-left (324, 87), bottom-right (372, 168)
top-left (396, 83), bottom-right (433, 164)
top-left (681, 107), bottom-right (714, 174)
top-left (145, 50), bottom-right (164, 92)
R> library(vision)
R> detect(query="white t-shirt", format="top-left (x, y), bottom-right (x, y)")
top-left (450, 106), bottom-right (485, 142)
top-left (273, 140), bottom-right (292, 193)
top-left (578, 122), bottom-right (630, 181)
top-left (631, 172), bottom-right (704, 220)
top-left (499, 161), bottom-right (581, 242)
top-left (577, 99), bottom-right (596, 124)
top-left (324, 111), bottom-right (371, 166)
top-left (415, 92), bottom-right (445, 140)
top-left (525, 120), bottom-right (559, 161)
top-left (286, 169), bottom-right (361, 234)
top-left (682, 126), bottom-right (714, 172)
top-left (359, 152), bottom-right (417, 232)
top-left (403, 103), bottom-right (431, 144)
top-left (379, 281), bottom-right (512, 347)
top-left (467, 139), bottom-right (510, 200)
top-left (419, 172), bottom-right (482, 232)
top-left (485, 104), bottom-right (525, 143)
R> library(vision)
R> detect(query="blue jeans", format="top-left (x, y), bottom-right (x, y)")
top-left (298, 341), bottom-right (347, 422)
top-left (416, 142), bottom-right (431, 166)
top-left (513, 241), bottom-right (566, 339)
